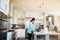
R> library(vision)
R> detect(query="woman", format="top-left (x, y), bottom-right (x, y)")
top-left (46, 21), bottom-right (50, 31)
top-left (27, 18), bottom-right (35, 40)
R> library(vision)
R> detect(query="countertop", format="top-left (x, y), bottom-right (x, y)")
top-left (2, 29), bottom-right (16, 32)
top-left (34, 31), bottom-right (60, 35)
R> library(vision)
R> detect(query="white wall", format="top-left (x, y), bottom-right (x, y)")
top-left (46, 0), bottom-right (60, 14)
top-left (54, 15), bottom-right (60, 27)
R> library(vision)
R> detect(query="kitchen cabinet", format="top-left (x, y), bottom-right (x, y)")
top-left (0, 0), bottom-right (9, 15)
top-left (25, 11), bottom-right (41, 18)
top-left (0, 32), bottom-right (7, 40)
top-left (7, 32), bottom-right (12, 40)
top-left (25, 11), bottom-right (34, 17)
top-left (15, 29), bottom-right (25, 39)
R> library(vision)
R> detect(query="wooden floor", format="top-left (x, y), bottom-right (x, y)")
top-left (13, 38), bottom-right (28, 40)
top-left (16, 38), bottom-right (28, 40)
top-left (13, 36), bottom-right (58, 40)
top-left (16, 38), bottom-right (58, 40)
top-left (13, 38), bottom-right (58, 40)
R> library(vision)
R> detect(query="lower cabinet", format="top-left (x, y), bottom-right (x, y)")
top-left (7, 32), bottom-right (13, 40)
top-left (0, 32), bottom-right (7, 40)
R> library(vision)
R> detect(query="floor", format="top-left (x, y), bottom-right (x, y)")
top-left (16, 38), bottom-right (28, 40)
top-left (12, 35), bottom-right (58, 40)
top-left (14, 39), bottom-right (56, 40)
top-left (13, 38), bottom-right (58, 40)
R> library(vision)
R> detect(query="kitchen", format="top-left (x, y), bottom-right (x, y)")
top-left (0, 0), bottom-right (60, 40)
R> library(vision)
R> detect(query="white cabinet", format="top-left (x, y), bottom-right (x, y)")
top-left (0, 0), bottom-right (9, 15)
top-left (7, 32), bottom-right (12, 40)
top-left (0, 0), bottom-right (1, 6)
top-left (16, 29), bottom-right (25, 38)
top-left (25, 11), bottom-right (35, 17)
top-left (5, 0), bottom-right (9, 14)
top-left (25, 12), bottom-right (31, 17)
top-left (25, 11), bottom-right (41, 18)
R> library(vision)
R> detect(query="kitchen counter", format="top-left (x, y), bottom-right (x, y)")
top-left (2, 29), bottom-right (15, 32)
top-left (34, 31), bottom-right (60, 35)
top-left (1, 29), bottom-right (25, 40)
top-left (0, 29), bottom-right (16, 40)
top-left (0, 31), bottom-right (7, 40)
top-left (34, 31), bottom-right (60, 40)
top-left (6, 29), bottom-right (25, 40)
top-left (6, 29), bottom-right (17, 40)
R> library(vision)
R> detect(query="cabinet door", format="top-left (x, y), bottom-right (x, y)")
top-left (0, 0), bottom-right (7, 14)
top-left (0, 0), bottom-right (5, 10)
top-left (25, 11), bottom-right (40, 18)
top-left (5, 0), bottom-right (9, 14)
top-left (25, 11), bottom-right (32, 17)
top-left (0, 0), bottom-right (1, 6)
top-left (0, 0), bottom-right (9, 15)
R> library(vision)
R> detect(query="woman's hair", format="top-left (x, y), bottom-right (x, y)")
top-left (46, 21), bottom-right (50, 25)
top-left (30, 18), bottom-right (35, 22)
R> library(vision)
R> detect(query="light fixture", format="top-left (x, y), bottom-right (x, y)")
top-left (39, 17), bottom-right (42, 19)
top-left (41, 3), bottom-right (44, 5)
top-left (41, 16), bottom-right (44, 19)
top-left (45, 14), bottom-right (48, 17)
top-left (39, 16), bottom-right (44, 19)
top-left (22, 1), bottom-right (25, 4)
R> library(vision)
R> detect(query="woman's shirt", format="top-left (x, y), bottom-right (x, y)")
top-left (27, 22), bottom-right (35, 34)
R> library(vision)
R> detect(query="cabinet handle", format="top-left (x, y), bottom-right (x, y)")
top-left (5, 5), bottom-right (7, 10)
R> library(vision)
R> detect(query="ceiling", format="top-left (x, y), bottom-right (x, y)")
top-left (11, 0), bottom-right (60, 13)
top-left (11, 0), bottom-right (46, 11)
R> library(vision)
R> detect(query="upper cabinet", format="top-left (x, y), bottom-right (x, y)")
top-left (25, 11), bottom-right (41, 18)
top-left (0, 0), bottom-right (9, 15)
